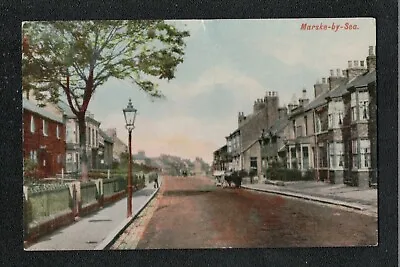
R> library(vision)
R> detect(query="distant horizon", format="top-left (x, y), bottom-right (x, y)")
top-left (73, 18), bottom-right (375, 164)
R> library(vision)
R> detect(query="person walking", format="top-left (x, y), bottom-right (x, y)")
top-left (154, 172), bottom-right (159, 189)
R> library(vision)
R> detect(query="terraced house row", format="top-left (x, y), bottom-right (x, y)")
top-left (23, 95), bottom-right (128, 178)
top-left (213, 46), bottom-right (376, 188)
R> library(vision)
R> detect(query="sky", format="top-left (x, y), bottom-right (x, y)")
top-left (88, 18), bottom-right (376, 164)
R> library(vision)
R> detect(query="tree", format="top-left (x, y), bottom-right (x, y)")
top-left (22, 20), bottom-right (190, 181)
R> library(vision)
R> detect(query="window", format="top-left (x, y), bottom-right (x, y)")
top-left (290, 147), bottom-right (297, 169)
top-left (302, 146), bottom-right (309, 169)
top-left (329, 143), bottom-right (335, 168)
top-left (250, 157), bottom-right (257, 172)
top-left (43, 159), bottom-right (46, 167)
top-left (66, 153), bottom-right (73, 163)
top-left (56, 125), bottom-right (60, 139)
top-left (328, 114), bottom-right (333, 129)
top-left (92, 129), bottom-right (95, 146)
top-left (319, 146), bottom-right (328, 168)
top-left (360, 139), bottom-right (371, 168)
top-left (360, 101), bottom-right (369, 120)
top-left (30, 115), bottom-right (35, 133)
top-left (352, 140), bottom-right (358, 169)
top-left (42, 119), bottom-right (48, 136)
top-left (30, 150), bottom-right (37, 163)
top-left (304, 116), bottom-right (308, 136)
top-left (316, 116), bottom-right (321, 133)
top-left (338, 111), bottom-right (343, 125)
top-left (96, 130), bottom-right (98, 146)
top-left (296, 126), bottom-right (303, 137)
top-left (351, 107), bottom-right (357, 121)
top-left (336, 143), bottom-right (344, 168)
top-left (57, 154), bottom-right (62, 164)
top-left (292, 120), bottom-right (296, 138)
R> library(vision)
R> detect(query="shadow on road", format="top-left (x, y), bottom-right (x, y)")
top-left (163, 189), bottom-right (214, 197)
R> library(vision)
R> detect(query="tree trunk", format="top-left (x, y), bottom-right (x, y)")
top-left (78, 113), bottom-right (89, 182)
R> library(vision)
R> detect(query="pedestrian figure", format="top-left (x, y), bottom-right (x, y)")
top-left (154, 173), bottom-right (159, 188)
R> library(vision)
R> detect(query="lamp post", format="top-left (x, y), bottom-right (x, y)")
top-left (123, 98), bottom-right (138, 218)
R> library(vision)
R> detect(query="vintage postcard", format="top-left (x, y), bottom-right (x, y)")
top-left (22, 18), bottom-right (377, 250)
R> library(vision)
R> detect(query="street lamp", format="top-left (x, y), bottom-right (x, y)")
top-left (123, 98), bottom-right (138, 218)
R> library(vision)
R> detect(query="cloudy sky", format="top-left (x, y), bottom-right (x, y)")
top-left (88, 18), bottom-right (376, 164)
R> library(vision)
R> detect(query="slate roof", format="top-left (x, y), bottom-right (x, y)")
top-left (57, 100), bottom-right (76, 118)
top-left (327, 70), bottom-right (376, 99)
top-left (99, 129), bottom-right (114, 143)
top-left (23, 98), bottom-right (64, 124)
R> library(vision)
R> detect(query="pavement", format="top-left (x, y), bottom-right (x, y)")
top-left (25, 177), bottom-right (162, 251)
top-left (241, 180), bottom-right (377, 217)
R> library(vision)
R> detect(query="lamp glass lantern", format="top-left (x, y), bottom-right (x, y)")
top-left (123, 99), bottom-right (137, 131)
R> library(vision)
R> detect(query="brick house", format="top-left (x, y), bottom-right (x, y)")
top-left (23, 98), bottom-right (66, 178)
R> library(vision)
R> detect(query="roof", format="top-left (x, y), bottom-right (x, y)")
top-left (23, 98), bottom-right (64, 124)
top-left (57, 100), bottom-right (76, 118)
top-left (349, 70), bottom-right (376, 88)
top-left (327, 70), bottom-right (376, 99)
top-left (269, 117), bottom-right (289, 136)
top-left (303, 89), bottom-right (331, 112)
top-left (99, 129), bottom-right (114, 143)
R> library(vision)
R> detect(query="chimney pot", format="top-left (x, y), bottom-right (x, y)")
top-left (342, 70), bottom-right (347, 76)
top-left (360, 60), bottom-right (365, 67)
top-left (348, 60), bottom-right (353, 68)
top-left (330, 69), bottom-right (334, 76)
top-left (322, 77), bottom-right (326, 83)
top-left (336, 68), bottom-right (341, 77)
top-left (354, 60), bottom-right (359, 67)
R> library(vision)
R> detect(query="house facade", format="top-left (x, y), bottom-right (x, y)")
top-left (98, 129), bottom-right (114, 169)
top-left (226, 128), bottom-right (242, 171)
top-left (212, 145), bottom-right (228, 172)
top-left (105, 128), bottom-right (128, 162)
top-left (57, 101), bottom-right (102, 173)
top-left (260, 107), bottom-right (289, 171)
top-left (23, 98), bottom-right (66, 178)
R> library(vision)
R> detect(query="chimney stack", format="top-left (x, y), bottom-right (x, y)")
top-left (328, 68), bottom-right (348, 90)
top-left (330, 69), bottom-right (334, 77)
top-left (299, 89), bottom-right (309, 107)
top-left (314, 78), bottom-right (329, 98)
top-left (367, 45), bottom-right (376, 72)
top-left (346, 58), bottom-right (367, 79)
top-left (278, 107), bottom-right (288, 119)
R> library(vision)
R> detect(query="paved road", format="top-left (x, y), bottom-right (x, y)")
top-left (112, 176), bottom-right (378, 249)
top-left (26, 182), bottom-right (158, 251)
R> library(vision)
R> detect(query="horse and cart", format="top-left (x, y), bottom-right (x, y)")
top-left (213, 170), bottom-right (242, 188)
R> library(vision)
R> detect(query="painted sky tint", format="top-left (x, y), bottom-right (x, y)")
top-left (88, 18), bottom-right (376, 164)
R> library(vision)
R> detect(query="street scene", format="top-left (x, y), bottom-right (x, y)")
top-left (22, 18), bottom-right (377, 250)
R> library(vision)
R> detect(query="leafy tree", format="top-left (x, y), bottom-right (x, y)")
top-left (22, 20), bottom-right (190, 181)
